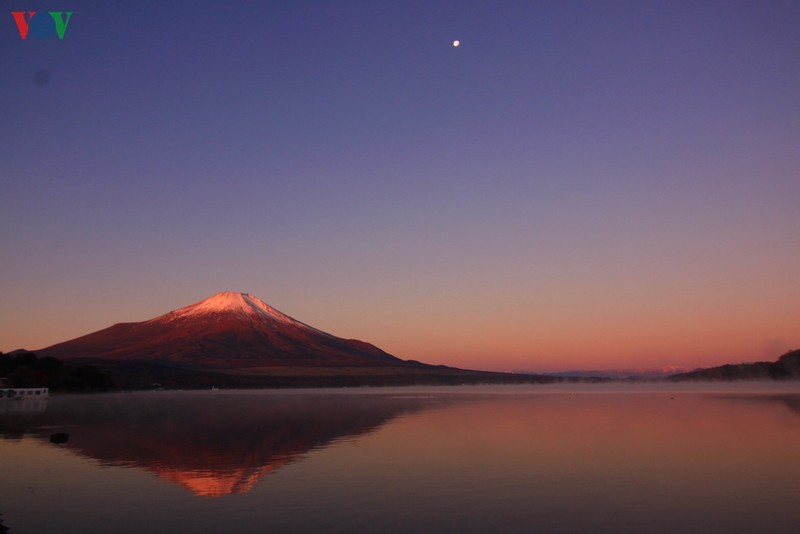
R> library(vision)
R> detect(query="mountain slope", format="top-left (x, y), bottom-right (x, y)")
top-left (669, 350), bottom-right (800, 381)
top-left (38, 292), bottom-right (403, 369)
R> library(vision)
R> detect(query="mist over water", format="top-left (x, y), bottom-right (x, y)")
top-left (1, 383), bottom-right (799, 532)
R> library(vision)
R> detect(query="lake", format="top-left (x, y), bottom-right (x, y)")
top-left (1, 383), bottom-right (799, 533)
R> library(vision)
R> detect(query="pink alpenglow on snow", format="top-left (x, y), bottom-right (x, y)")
top-left (36, 292), bottom-right (403, 369)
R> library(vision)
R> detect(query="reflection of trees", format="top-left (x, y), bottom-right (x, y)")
top-left (0, 392), bottom-right (449, 496)
top-left (715, 394), bottom-right (800, 418)
top-left (771, 395), bottom-right (800, 417)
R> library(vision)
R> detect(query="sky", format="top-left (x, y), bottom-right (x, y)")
top-left (1, 0), bottom-right (798, 372)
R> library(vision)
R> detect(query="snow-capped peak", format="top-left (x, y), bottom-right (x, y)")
top-left (172, 291), bottom-right (282, 318)
top-left (164, 292), bottom-right (325, 333)
top-left (37, 290), bottom-right (400, 367)
top-left (186, 292), bottom-right (265, 314)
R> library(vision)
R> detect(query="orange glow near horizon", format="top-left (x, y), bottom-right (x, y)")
top-left (2, 219), bottom-right (799, 373)
top-left (2, 278), bottom-right (798, 373)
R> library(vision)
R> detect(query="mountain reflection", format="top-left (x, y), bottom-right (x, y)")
top-left (0, 391), bottom-right (445, 497)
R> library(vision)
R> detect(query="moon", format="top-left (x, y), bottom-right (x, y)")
top-left (453, 40), bottom-right (460, 47)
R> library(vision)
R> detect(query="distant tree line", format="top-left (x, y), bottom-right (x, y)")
top-left (670, 349), bottom-right (800, 381)
top-left (0, 352), bottom-right (112, 391)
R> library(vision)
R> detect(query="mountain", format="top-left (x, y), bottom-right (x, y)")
top-left (37, 292), bottom-right (403, 370)
top-left (31, 291), bottom-right (569, 388)
top-left (669, 350), bottom-right (800, 381)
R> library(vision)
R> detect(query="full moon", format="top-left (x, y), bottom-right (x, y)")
top-left (453, 40), bottom-right (460, 47)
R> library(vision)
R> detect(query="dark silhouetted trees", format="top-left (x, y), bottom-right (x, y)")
top-left (670, 349), bottom-right (800, 381)
top-left (0, 352), bottom-right (112, 391)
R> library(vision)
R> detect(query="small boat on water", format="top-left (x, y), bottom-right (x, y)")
top-left (0, 387), bottom-right (49, 399)
top-left (0, 378), bottom-right (49, 399)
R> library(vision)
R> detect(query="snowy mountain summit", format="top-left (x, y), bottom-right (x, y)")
top-left (38, 291), bottom-right (401, 369)
top-left (166, 292), bottom-right (325, 333)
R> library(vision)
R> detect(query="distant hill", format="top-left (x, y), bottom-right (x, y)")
top-left (669, 350), bottom-right (800, 381)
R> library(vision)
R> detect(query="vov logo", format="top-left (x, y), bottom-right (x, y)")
top-left (11, 11), bottom-right (73, 40)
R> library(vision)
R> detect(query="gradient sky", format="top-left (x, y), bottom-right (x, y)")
top-left (2, 1), bottom-right (798, 372)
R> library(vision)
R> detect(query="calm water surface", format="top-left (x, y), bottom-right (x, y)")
top-left (1, 383), bottom-right (799, 533)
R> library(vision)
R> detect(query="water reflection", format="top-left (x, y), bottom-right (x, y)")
top-left (0, 391), bottom-right (448, 497)
top-left (713, 393), bottom-right (800, 416)
top-left (2, 387), bottom-right (799, 533)
top-left (0, 398), bottom-right (48, 415)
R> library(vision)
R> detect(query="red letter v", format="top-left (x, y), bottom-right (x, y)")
top-left (12, 12), bottom-right (37, 40)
